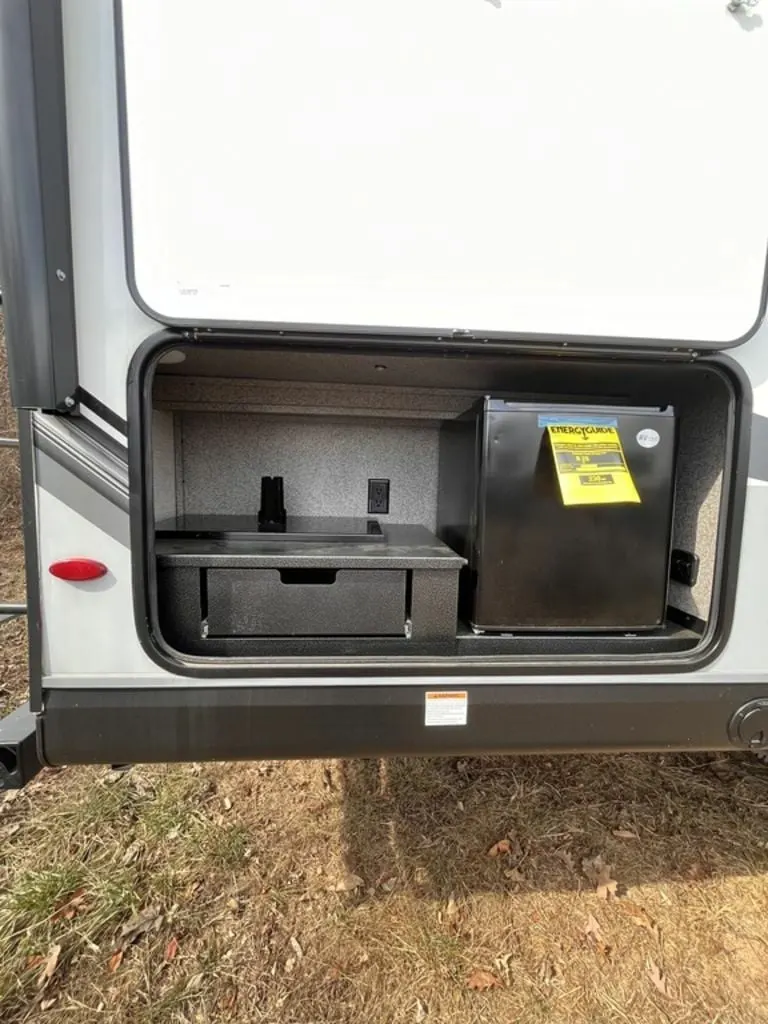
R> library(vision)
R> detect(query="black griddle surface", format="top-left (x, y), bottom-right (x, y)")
top-left (156, 515), bottom-right (384, 543)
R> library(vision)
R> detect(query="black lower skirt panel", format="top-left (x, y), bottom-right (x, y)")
top-left (39, 680), bottom-right (768, 764)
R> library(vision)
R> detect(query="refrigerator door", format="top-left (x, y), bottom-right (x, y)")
top-left (475, 404), bottom-right (676, 631)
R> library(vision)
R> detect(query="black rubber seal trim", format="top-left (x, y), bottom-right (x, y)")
top-left (75, 387), bottom-right (128, 437)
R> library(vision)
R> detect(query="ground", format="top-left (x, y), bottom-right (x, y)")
top-left (1, 315), bottom-right (768, 1024)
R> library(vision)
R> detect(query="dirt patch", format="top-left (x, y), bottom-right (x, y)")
top-left (1, 314), bottom-right (768, 1023)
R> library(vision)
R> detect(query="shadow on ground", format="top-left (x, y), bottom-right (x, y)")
top-left (339, 753), bottom-right (768, 896)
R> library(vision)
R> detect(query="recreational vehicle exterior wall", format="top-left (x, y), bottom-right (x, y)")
top-left (1, 0), bottom-right (768, 777)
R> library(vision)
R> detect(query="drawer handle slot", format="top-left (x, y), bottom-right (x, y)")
top-left (278, 569), bottom-right (338, 586)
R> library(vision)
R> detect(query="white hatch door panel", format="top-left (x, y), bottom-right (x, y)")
top-left (118, 0), bottom-right (768, 346)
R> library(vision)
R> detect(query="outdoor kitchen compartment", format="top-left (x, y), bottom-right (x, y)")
top-left (437, 400), bottom-right (677, 632)
top-left (148, 343), bottom-right (737, 665)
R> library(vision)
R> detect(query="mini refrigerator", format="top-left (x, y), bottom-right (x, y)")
top-left (437, 400), bottom-right (677, 632)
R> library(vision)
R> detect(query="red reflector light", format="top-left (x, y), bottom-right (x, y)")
top-left (49, 558), bottom-right (108, 582)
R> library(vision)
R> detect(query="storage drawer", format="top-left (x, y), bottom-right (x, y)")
top-left (206, 568), bottom-right (407, 637)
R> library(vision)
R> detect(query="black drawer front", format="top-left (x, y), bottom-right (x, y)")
top-left (206, 568), bottom-right (407, 637)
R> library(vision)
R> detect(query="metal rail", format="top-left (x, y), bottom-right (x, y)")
top-left (0, 433), bottom-right (25, 621)
top-left (0, 603), bottom-right (26, 617)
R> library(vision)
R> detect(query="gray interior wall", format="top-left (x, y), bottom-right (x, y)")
top-left (668, 391), bottom-right (726, 621)
top-left (179, 412), bottom-right (440, 527)
top-left (152, 409), bottom-right (177, 521)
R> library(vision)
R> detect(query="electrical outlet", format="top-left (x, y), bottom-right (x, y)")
top-left (367, 478), bottom-right (390, 515)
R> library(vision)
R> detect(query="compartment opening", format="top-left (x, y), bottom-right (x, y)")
top-left (145, 340), bottom-right (743, 671)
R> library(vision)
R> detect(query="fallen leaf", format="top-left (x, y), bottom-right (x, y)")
top-left (504, 867), bottom-right (526, 884)
top-left (494, 952), bottom-right (515, 982)
top-left (37, 945), bottom-right (61, 990)
top-left (538, 959), bottom-right (560, 985)
top-left (118, 905), bottom-right (162, 948)
top-left (331, 873), bottom-right (364, 892)
top-left (555, 848), bottom-right (576, 872)
top-left (40, 997), bottom-right (57, 1011)
top-left (185, 972), bottom-right (204, 993)
top-left (582, 855), bottom-right (618, 900)
top-left (612, 829), bottom-right (638, 840)
top-left (415, 996), bottom-right (428, 1022)
top-left (52, 887), bottom-right (87, 923)
top-left (122, 839), bottom-right (143, 866)
top-left (218, 985), bottom-right (238, 1013)
top-left (686, 861), bottom-right (711, 881)
top-left (467, 968), bottom-right (501, 991)
top-left (164, 936), bottom-right (179, 963)
top-left (619, 900), bottom-right (660, 939)
top-left (439, 894), bottom-right (459, 921)
top-left (289, 936), bottom-right (304, 961)
top-left (439, 895), bottom-right (462, 934)
top-left (379, 876), bottom-right (397, 893)
top-left (581, 854), bottom-right (606, 882)
top-left (108, 950), bottom-right (124, 973)
top-left (647, 959), bottom-right (674, 999)
top-left (487, 838), bottom-right (512, 858)
top-left (444, 894), bottom-right (458, 917)
top-left (583, 914), bottom-right (602, 940)
top-left (598, 878), bottom-right (618, 900)
top-left (222, 796), bottom-right (233, 811)
top-left (583, 914), bottom-right (612, 959)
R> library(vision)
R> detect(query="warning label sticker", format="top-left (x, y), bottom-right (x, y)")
top-left (546, 424), bottom-right (641, 506)
top-left (425, 691), bottom-right (468, 727)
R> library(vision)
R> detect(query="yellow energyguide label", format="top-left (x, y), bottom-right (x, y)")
top-left (546, 424), bottom-right (641, 506)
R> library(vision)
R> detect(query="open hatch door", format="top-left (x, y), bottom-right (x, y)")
top-left (118, 0), bottom-right (768, 347)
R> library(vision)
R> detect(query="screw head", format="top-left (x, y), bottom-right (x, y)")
top-left (63, 396), bottom-right (76, 409)
top-left (55, 269), bottom-right (67, 282)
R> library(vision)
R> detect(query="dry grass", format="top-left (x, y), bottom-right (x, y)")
top-left (2, 755), bottom-right (768, 1024)
top-left (1, 314), bottom-right (768, 1023)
